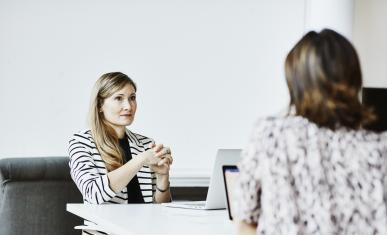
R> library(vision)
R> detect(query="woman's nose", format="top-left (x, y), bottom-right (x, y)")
top-left (122, 100), bottom-right (131, 111)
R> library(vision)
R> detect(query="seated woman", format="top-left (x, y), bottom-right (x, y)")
top-left (68, 72), bottom-right (173, 235)
top-left (234, 29), bottom-right (387, 235)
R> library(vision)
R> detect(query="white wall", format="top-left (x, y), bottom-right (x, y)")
top-left (0, 0), bottom-right (307, 179)
top-left (353, 0), bottom-right (387, 88)
top-left (3, 0), bottom-right (381, 182)
top-left (304, 0), bottom-right (354, 39)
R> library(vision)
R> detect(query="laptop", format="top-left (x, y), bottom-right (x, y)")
top-left (222, 165), bottom-right (240, 220)
top-left (163, 149), bottom-right (241, 210)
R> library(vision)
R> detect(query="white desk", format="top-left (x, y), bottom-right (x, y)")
top-left (67, 203), bottom-right (236, 235)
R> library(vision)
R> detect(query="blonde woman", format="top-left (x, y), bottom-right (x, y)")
top-left (68, 72), bottom-right (172, 235)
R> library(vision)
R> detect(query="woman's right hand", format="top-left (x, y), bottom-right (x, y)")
top-left (107, 143), bottom-right (166, 194)
top-left (142, 144), bottom-right (165, 165)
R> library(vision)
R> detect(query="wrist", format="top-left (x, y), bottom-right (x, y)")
top-left (156, 173), bottom-right (169, 184)
top-left (141, 151), bottom-right (152, 166)
top-left (156, 173), bottom-right (169, 186)
top-left (156, 171), bottom-right (169, 177)
top-left (156, 174), bottom-right (169, 186)
top-left (156, 181), bottom-right (170, 193)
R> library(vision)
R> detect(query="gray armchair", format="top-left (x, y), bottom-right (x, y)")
top-left (0, 157), bottom-right (82, 235)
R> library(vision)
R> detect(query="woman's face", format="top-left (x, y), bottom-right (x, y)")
top-left (101, 84), bottom-right (137, 131)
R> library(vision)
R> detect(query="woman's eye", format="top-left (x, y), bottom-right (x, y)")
top-left (115, 96), bottom-right (122, 101)
top-left (130, 96), bottom-right (136, 101)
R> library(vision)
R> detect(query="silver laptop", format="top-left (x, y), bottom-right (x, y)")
top-left (163, 149), bottom-right (241, 210)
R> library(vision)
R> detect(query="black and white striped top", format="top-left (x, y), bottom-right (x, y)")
top-left (68, 129), bottom-right (156, 205)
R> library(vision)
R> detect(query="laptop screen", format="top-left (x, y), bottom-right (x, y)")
top-left (362, 87), bottom-right (387, 131)
top-left (222, 165), bottom-right (239, 220)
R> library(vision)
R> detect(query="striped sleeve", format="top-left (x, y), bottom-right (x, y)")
top-left (132, 132), bottom-right (155, 149)
top-left (132, 132), bottom-right (157, 202)
top-left (68, 133), bottom-right (116, 204)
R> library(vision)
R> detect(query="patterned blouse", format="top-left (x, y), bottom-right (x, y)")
top-left (234, 116), bottom-right (387, 234)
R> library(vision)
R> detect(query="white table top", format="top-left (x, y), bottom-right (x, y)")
top-left (67, 203), bottom-right (236, 235)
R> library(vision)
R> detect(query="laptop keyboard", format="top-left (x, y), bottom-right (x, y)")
top-left (162, 201), bottom-right (207, 209)
top-left (183, 201), bottom-right (206, 207)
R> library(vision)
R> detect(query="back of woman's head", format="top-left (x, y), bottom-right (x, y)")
top-left (285, 29), bottom-right (374, 130)
top-left (89, 72), bottom-right (137, 171)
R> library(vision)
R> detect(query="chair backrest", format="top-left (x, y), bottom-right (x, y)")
top-left (0, 157), bottom-right (82, 235)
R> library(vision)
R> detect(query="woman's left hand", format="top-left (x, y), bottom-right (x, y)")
top-left (150, 145), bottom-right (173, 203)
top-left (149, 145), bottom-right (173, 176)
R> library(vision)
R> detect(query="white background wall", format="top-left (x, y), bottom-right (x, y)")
top-left (2, 0), bottom-right (384, 180)
top-left (0, 0), bottom-right (305, 177)
top-left (353, 0), bottom-right (387, 88)
top-left (304, 0), bottom-right (354, 39)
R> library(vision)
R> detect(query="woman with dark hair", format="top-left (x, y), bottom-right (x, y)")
top-left (234, 29), bottom-right (387, 235)
top-left (68, 72), bottom-right (173, 234)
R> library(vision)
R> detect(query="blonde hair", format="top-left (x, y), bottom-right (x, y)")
top-left (88, 72), bottom-right (137, 171)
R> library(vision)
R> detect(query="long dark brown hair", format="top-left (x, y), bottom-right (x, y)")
top-left (285, 29), bottom-right (375, 130)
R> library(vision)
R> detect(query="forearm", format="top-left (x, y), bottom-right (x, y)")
top-left (236, 221), bottom-right (257, 235)
top-left (107, 156), bottom-right (146, 193)
top-left (154, 174), bottom-right (171, 203)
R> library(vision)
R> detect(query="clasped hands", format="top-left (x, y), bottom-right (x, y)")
top-left (143, 143), bottom-right (173, 175)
